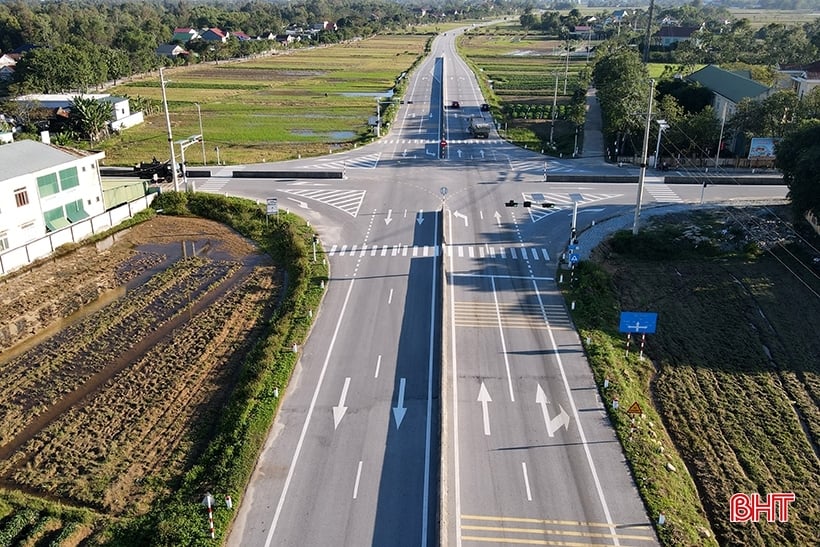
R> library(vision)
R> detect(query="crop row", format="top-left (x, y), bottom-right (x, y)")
top-left (0, 257), bottom-right (239, 446)
top-left (504, 103), bottom-right (572, 120)
top-left (2, 264), bottom-right (277, 513)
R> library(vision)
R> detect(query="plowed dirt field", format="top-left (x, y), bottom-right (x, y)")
top-left (0, 216), bottom-right (279, 515)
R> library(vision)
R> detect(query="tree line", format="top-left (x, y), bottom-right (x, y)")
top-left (0, 0), bottom-right (514, 96)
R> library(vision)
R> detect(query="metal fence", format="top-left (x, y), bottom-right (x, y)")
top-left (0, 193), bottom-right (156, 277)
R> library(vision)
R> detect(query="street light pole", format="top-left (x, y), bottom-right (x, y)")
top-left (376, 98), bottom-right (381, 138)
top-left (653, 119), bottom-right (668, 169)
top-left (159, 67), bottom-right (179, 192)
top-left (714, 102), bottom-right (727, 169)
top-left (632, 78), bottom-right (656, 236)
top-left (195, 102), bottom-right (206, 165)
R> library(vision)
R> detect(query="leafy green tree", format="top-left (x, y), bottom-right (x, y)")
top-left (776, 120), bottom-right (820, 217)
top-left (729, 90), bottom-right (801, 145)
top-left (757, 23), bottom-right (817, 65)
top-left (69, 96), bottom-right (111, 144)
top-left (592, 46), bottom-right (651, 158)
top-left (519, 9), bottom-right (538, 30)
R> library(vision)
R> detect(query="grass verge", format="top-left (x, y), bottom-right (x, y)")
top-left (560, 206), bottom-right (820, 546)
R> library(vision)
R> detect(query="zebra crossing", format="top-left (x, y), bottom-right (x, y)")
top-left (283, 189), bottom-right (366, 217)
top-left (303, 153), bottom-right (381, 170)
top-left (508, 159), bottom-right (578, 174)
top-left (325, 243), bottom-right (551, 262)
top-left (521, 191), bottom-right (623, 222)
top-left (645, 182), bottom-right (683, 203)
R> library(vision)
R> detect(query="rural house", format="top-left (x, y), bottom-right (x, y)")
top-left (685, 64), bottom-right (773, 118)
top-left (13, 94), bottom-right (145, 132)
top-left (654, 25), bottom-right (703, 48)
top-left (777, 60), bottom-right (820, 99)
top-left (172, 27), bottom-right (200, 43)
top-left (199, 28), bottom-right (228, 42)
top-left (156, 44), bottom-right (189, 59)
top-left (0, 139), bottom-right (105, 251)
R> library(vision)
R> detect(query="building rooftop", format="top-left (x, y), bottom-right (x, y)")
top-left (0, 140), bottom-right (88, 182)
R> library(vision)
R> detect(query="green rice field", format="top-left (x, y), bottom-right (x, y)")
top-left (101, 35), bottom-right (431, 166)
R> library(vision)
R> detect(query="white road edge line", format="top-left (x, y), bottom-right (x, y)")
top-left (264, 276), bottom-right (358, 547)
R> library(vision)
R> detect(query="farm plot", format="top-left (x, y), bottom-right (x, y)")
top-left (592, 208), bottom-right (820, 546)
top-left (458, 30), bottom-right (587, 155)
top-left (0, 216), bottom-right (279, 519)
top-left (100, 35), bottom-right (430, 166)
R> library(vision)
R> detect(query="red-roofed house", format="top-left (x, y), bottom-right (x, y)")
top-left (200, 28), bottom-right (228, 42)
top-left (172, 27), bottom-right (199, 43)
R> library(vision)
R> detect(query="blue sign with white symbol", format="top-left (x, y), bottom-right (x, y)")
top-left (569, 253), bottom-right (580, 264)
top-left (567, 244), bottom-right (579, 253)
top-left (619, 311), bottom-right (658, 334)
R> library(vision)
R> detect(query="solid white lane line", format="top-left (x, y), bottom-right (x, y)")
top-left (522, 462), bottom-right (533, 501)
top-left (375, 355), bottom-right (382, 378)
top-left (352, 460), bottom-right (363, 499)
top-left (388, 288), bottom-right (394, 305)
top-left (491, 276), bottom-right (515, 402)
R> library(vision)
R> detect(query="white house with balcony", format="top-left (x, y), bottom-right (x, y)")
top-left (0, 139), bottom-right (106, 252)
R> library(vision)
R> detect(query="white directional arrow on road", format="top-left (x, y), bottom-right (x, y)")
top-left (288, 197), bottom-right (309, 209)
top-left (493, 211), bottom-right (502, 226)
top-left (454, 210), bottom-right (469, 227)
top-left (478, 382), bottom-right (492, 436)
top-left (384, 209), bottom-right (393, 225)
top-left (536, 384), bottom-right (570, 437)
top-left (333, 377), bottom-right (351, 429)
top-left (416, 210), bottom-right (424, 225)
top-left (392, 377), bottom-right (407, 429)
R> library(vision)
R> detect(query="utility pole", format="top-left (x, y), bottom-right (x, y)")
top-left (160, 68), bottom-right (179, 192)
top-left (563, 41), bottom-right (571, 94)
top-left (550, 73), bottom-right (558, 146)
top-left (632, 79), bottom-right (655, 235)
top-left (643, 0), bottom-right (656, 64)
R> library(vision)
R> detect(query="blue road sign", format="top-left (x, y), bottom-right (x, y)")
top-left (569, 253), bottom-right (580, 264)
top-left (619, 311), bottom-right (658, 334)
top-left (567, 244), bottom-right (579, 253)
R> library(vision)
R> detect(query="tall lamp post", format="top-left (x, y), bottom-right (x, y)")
top-left (175, 134), bottom-right (202, 192)
top-left (632, 78), bottom-right (656, 236)
top-left (159, 67), bottom-right (179, 192)
top-left (194, 102), bottom-right (206, 165)
top-left (653, 119), bottom-right (668, 169)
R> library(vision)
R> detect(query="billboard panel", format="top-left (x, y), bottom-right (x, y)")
top-left (748, 137), bottom-right (778, 160)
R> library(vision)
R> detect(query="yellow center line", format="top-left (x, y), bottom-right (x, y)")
top-left (461, 535), bottom-right (641, 546)
top-left (462, 524), bottom-right (656, 541)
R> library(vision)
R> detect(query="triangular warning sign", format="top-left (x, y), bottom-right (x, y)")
top-left (626, 402), bottom-right (642, 415)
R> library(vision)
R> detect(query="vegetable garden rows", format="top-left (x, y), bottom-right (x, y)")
top-left (0, 215), bottom-right (278, 545)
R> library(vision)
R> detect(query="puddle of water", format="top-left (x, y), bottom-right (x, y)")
top-left (0, 284), bottom-right (126, 366)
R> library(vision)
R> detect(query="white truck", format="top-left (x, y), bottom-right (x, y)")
top-left (468, 117), bottom-right (492, 138)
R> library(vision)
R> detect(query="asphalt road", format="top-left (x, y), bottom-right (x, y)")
top-left (211, 28), bottom-right (788, 547)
